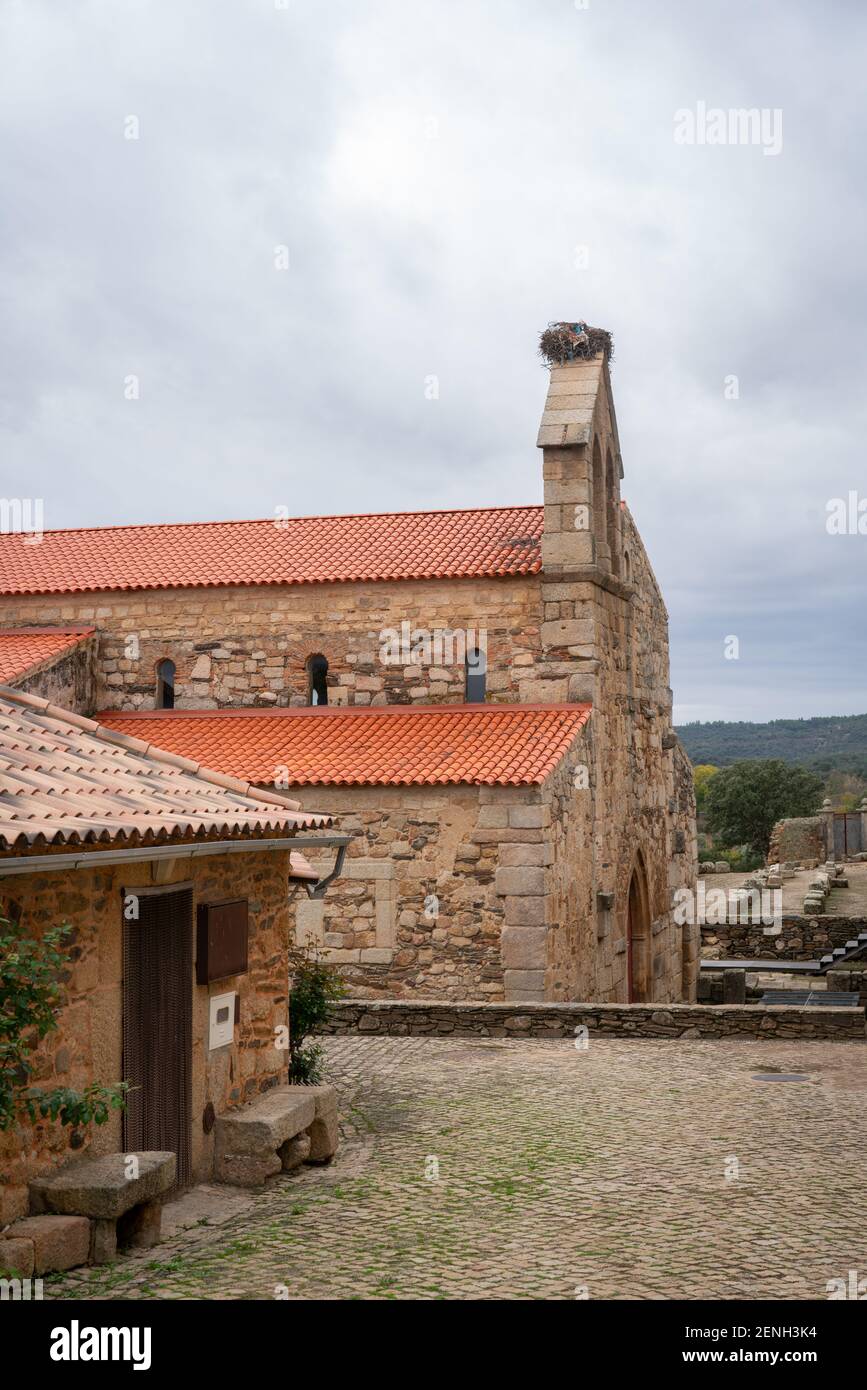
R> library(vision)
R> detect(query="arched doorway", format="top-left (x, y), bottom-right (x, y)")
top-left (626, 855), bottom-right (652, 1002)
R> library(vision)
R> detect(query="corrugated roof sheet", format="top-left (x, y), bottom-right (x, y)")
top-left (0, 686), bottom-right (332, 853)
top-left (0, 506), bottom-right (544, 596)
top-left (0, 628), bottom-right (94, 683)
top-left (96, 703), bottom-right (592, 787)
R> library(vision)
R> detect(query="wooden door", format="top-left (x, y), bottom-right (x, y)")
top-left (123, 885), bottom-right (193, 1190)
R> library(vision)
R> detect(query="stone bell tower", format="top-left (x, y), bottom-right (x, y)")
top-left (535, 322), bottom-right (626, 705)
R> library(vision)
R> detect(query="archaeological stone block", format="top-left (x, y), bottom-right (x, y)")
top-left (215, 1153), bottom-right (282, 1188)
top-left (495, 866), bottom-right (546, 897)
top-left (214, 1089), bottom-right (316, 1158)
top-left (501, 926), bottom-right (547, 970)
top-left (29, 1151), bottom-right (175, 1221)
top-left (0, 1238), bottom-right (35, 1278)
top-left (278, 1134), bottom-right (312, 1171)
top-left (303, 1085), bottom-right (339, 1163)
top-left (116, 1198), bottom-right (162, 1251)
top-left (6, 1215), bottom-right (91, 1274)
top-left (504, 895), bottom-right (550, 927)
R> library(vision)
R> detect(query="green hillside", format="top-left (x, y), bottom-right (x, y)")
top-left (675, 713), bottom-right (867, 776)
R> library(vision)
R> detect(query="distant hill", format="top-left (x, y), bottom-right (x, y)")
top-left (675, 713), bottom-right (867, 776)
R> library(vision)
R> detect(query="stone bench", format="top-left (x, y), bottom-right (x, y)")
top-left (28, 1151), bottom-right (175, 1264)
top-left (214, 1085), bottom-right (338, 1187)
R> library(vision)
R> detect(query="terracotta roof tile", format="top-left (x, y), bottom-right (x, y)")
top-left (0, 506), bottom-right (544, 596)
top-left (0, 686), bottom-right (332, 853)
top-left (96, 703), bottom-right (592, 788)
top-left (0, 628), bottom-right (94, 683)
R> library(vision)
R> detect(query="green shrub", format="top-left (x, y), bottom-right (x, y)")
top-left (705, 845), bottom-right (765, 873)
top-left (287, 939), bottom-right (346, 1086)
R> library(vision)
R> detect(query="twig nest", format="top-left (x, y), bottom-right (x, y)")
top-left (539, 321), bottom-right (613, 366)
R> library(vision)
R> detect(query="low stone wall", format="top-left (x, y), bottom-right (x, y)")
top-left (324, 998), bottom-right (865, 1042)
top-left (702, 915), bottom-right (864, 961)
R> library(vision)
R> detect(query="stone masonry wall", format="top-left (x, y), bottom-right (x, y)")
top-left (0, 576), bottom-right (557, 713)
top-left (288, 783), bottom-right (505, 1001)
top-left (0, 847), bottom-right (293, 1225)
top-left (285, 710), bottom-right (690, 1007)
top-left (702, 914), bottom-right (866, 961)
top-left (826, 968), bottom-right (867, 1004)
top-left (768, 816), bottom-right (827, 866)
top-left (286, 768), bottom-right (606, 1006)
top-left (535, 354), bottom-right (698, 1006)
top-left (7, 634), bottom-right (98, 712)
top-left (323, 998), bottom-right (865, 1042)
top-left (285, 721), bottom-right (666, 1007)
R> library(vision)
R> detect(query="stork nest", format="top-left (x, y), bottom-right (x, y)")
top-left (539, 321), bottom-right (613, 366)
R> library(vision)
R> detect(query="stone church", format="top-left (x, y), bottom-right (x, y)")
top-left (0, 327), bottom-right (698, 1004)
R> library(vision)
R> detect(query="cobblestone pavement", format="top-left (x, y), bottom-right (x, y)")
top-left (47, 1036), bottom-right (867, 1301)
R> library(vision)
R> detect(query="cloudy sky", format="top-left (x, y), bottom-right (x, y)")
top-left (1, 0), bottom-right (864, 724)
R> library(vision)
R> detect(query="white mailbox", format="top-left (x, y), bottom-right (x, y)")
top-left (208, 991), bottom-right (236, 1050)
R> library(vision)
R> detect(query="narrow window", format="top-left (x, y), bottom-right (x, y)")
top-left (465, 646), bottom-right (487, 703)
top-left (156, 658), bottom-right (175, 709)
top-left (591, 438), bottom-right (606, 555)
top-left (605, 446), bottom-right (620, 574)
top-left (307, 653), bottom-right (329, 706)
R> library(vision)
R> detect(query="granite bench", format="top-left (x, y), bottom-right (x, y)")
top-left (214, 1085), bottom-right (338, 1187)
top-left (29, 1150), bottom-right (175, 1264)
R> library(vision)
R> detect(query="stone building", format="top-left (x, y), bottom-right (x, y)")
top-left (0, 331), bottom-right (698, 1005)
top-left (0, 684), bottom-right (334, 1224)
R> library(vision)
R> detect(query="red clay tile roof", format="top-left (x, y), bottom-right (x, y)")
top-left (0, 686), bottom-right (332, 853)
top-left (96, 703), bottom-right (592, 788)
top-left (288, 850), bottom-right (318, 881)
top-left (0, 628), bottom-right (94, 683)
top-left (0, 506), bottom-right (544, 596)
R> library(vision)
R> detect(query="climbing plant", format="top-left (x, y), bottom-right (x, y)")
top-left (0, 915), bottom-right (128, 1132)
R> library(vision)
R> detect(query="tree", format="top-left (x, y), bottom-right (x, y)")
top-left (693, 764), bottom-right (719, 813)
top-left (0, 915), bottom-right (128, 1132)
top-left (703, 760), bottom-right (824, 857)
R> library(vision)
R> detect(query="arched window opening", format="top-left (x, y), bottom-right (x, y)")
top-left (623, 548), bottom-right (632, 582)
top-left (307, 653), bottom-right (329, 706)
top-left (465, 646), bottom-right (487, 703)
top-left (156, 658), bottom-right (175, 710)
